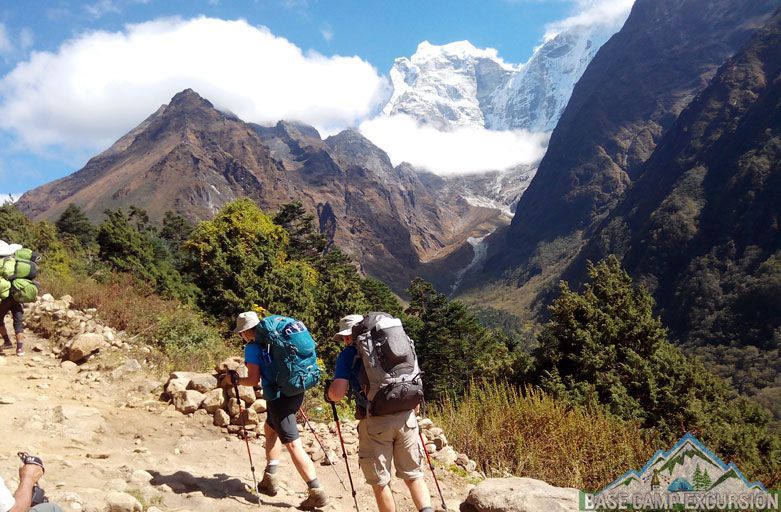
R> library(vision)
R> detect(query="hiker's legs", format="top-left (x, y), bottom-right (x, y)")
top-left (284, 438), bottom-right (318, 483)
top-left (0, 299), bottom-right (11, 346)
top-left (405, 477), bottom-right (432, 510)
top-left (394, 410), bottom-right (429, 508)
top-left (264, 421), bottom-right (282, 461)
top-left (0, 298), bottom-right (24, 354)
top-left (371, 484), bottom-right (396, 512)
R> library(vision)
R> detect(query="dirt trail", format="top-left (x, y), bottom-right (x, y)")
top-left (0, 320), bottom-right (467, 511)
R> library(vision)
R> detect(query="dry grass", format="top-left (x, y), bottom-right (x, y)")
top-left (431, 381), bottom-right (654, 490)
top-left (40, 272), bottom-right (179, 335)
top-left (38, 271), bottom-right (236, 372)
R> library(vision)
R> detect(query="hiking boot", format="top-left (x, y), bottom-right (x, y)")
top-left (298, 488), bottom-right (327, 510)
top-left (257, 472), bottom-right (279, 497)
top-left (1, 341), bottom-right (12, 351)
top-left (16, 344), bottom-right (24, 357)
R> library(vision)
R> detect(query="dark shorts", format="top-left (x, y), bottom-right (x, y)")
top-left (0, 297), bottom-right (24, 334)
top-left (265, 393), bottom-right (304, 444)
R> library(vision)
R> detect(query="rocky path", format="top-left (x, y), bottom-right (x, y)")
top-left (0, 318), bottom-right (468, 512)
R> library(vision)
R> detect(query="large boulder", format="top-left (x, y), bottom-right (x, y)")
top-left (461, 478), bottom-right (579, 512)
top-left (68, 333), bottom-right (105, 362)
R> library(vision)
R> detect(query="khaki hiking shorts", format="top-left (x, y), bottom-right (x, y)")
top-left (358, 409), bottom-right (425, 486)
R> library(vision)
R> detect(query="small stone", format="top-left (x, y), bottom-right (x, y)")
top-left (164, 378), bottom-right (188, 398)
top-left (0, 396), bottom-right (16, 405)
top-left (105, 491), bottom-right (142, 512)
top-left (187, 373), bottom-right (219, 393)
top-left (237, 385), bottom-right (255, 405)
top-left (238, 408), bottom-right (259, 426)
top-left (172, 390), bottom-right (205, 414)
top-left (201, 388), bottom-right (226, 414)
top-left (214, 356), bottom-right (244, 373)
top-left (213, 409), bottom-right (230, 427)
top-left (60, 361), bottom-right (78, 371)
top-left (129, 470), bottom-right (153, 485)
top-left (418, 418), bottom-right (434, 429)
top-left (433, 434), bottom-right (448, 451)
top-left (250, 399), bottom-right (267, 413)
top-left (227, 398), bottom-right (241, 418)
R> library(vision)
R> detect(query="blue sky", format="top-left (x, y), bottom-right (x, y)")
top-left (0, 0), bottom-right (624, 198)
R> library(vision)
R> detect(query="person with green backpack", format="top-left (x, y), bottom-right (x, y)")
top-left (0, 241), bottom-right (34, 357)
top-left (228, 310), bottom-right (328, 510)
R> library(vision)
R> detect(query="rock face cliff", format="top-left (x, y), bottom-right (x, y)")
top-left (16, 89), bottom-right (495, 292)
top-left (487, 0), bottom-right (778, 284)
top-left (568, 10), bottom-right (781, 377)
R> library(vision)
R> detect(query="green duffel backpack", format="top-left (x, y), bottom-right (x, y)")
top-left (1, 250), bottom-right (39, 280)
top-left (1, 258), bottom-right (14, 280)
top-left (10, 279), bottom-right (39, 303)
top-left (0, 278), bottom-right (10, 300)
top-left (14, 248), bottom-right (41, 263)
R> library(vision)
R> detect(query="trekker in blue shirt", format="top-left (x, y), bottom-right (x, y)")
top-left (325, 314), bottom-right (433, 512)
top-left (230, 311), bottom-right (327, 510)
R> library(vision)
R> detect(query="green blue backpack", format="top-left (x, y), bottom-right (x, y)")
top-left (255, 315), bottom-right (321, 397)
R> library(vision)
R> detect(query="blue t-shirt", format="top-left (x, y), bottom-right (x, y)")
top-left (244, 330), bottom-right (281, 401)
top-left (334, 345), bottom-right (368, 412)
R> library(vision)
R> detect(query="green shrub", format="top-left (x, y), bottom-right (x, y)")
top-left (150, 309), bottom-right (234, 372)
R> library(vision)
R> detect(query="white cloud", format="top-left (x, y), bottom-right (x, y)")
top-left (320, 23), bottom-right (334, 42)
top-left (359, 114), bottom-right (549, 175)
top-left (84, 0), bottom-right (122, 19)
top-left (0, 17), bottom-right (389, 151)
top-left (544, 0), bottom-right (634, 40)
top-left (0, 23), bottom-right (12, 55)
top-left (19, 27), bottom-right (34, 49)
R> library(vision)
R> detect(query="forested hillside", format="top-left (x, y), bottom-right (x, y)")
top-left (568, 10), bottom-right (781, 421)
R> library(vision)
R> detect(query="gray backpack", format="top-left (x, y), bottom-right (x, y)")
top-left (353, 312), bottom-right (424, 416)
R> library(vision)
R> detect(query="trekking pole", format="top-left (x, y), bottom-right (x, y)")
top-left (331, 403), bottom-right (360, 512)
top-left (299, 408), bottom-right (349, 492)
top-left (231, 379), bottom-right (261, 507)
top-left (419, 428), bottom-right (448, 510)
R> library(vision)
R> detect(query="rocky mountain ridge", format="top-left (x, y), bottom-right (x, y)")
top-left (15, 89), bottom-right (504, 293)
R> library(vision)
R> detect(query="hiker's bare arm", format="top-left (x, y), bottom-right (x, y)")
top-left (238, 363), bottom-right (261, 387)
top-left (10, 464), bottom-right (42, 512)
top-left (328, 378), bottom-right (349, 402)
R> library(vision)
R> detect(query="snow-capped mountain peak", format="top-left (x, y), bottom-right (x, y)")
top-left (382, 20), bottom-right (627, 133)
top-left (381, 40), bottom-right (515, 130)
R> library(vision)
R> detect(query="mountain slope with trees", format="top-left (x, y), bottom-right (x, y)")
top-left (483, 0), bottom-right (777, 291)
top-left (567, 10), bottom-right (781, 419)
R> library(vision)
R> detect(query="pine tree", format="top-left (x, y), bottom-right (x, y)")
top-left (273, 201), bottom-right (327, 262)
top-left (407, 278), bottom-right (516, 401)
top-left (55, 203), bottom-right (96, 247)
top-left (693, 465), bottom-right (705, 491)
